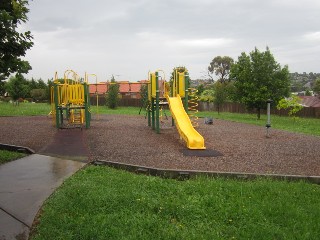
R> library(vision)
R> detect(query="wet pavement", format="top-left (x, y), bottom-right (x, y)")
top-left (0, 154), bottom-right (85, 240)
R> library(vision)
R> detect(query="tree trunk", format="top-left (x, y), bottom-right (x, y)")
top-left (257, 108), bottom-right (261, 120)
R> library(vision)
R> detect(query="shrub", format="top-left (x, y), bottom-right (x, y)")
top-left (277, 95), bottom-right (303, 119)
top-left (105, 76), bottom-right (119, 109)
top-left (30, 89), bottom-right (47, 102)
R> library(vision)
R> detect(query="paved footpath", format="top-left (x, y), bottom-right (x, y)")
top-left (0, 128), bottom-right (87, 240)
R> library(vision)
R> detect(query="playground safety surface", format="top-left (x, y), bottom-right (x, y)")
top-left (0, 115), bottom-right (320, 177)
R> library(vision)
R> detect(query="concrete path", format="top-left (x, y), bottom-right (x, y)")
top-left (0, 154), bottom-right (85, 240)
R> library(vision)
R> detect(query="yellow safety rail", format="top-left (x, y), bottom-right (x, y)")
top-left (178, 72), bottom-right (185, 97)
top-left (151, 72), bottom-right (157, 98)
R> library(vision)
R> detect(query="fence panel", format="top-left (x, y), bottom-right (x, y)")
top-left (198, 101), bottom-right (319, 118)
top-left (90, 96), bottom-right (319, 118)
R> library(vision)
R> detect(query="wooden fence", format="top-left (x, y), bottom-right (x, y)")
top-left (198, 102), bottom-right (320, 118)
top-left (90, 95), bottom-right (320, 118)
top-left (90, 96), bottom-right (142, 107)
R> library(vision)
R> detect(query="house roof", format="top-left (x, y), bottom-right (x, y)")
top-left (89, 83), bottom-right (107, 94)
top-left (299, 96), bottom-right (320, 107)
top-left (89, 81), bottom-right (147, 94)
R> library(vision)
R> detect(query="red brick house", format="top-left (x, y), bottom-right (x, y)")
top-left (89, 80), bottom-right (148, 99)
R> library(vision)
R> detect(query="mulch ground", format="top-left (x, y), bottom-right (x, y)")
top-left (0, 115), bottom-right (319, 176)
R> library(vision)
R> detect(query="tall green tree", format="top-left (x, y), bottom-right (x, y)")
top-left (5, 73), bottom-right (29, 101)
top-left (313, 78), bottom-right (320, 96)
top-left (196, 84), bottom-right (205, 96)
top-left (106, 75), bottom-right (119, 109)
top-left (208, 56), bottom-right (234, 83)
top-left (230, 47), bottom-right (290, 119)
top-left (212, 81), bottom-right (230, 114)
top-left (139, 84), bottom-right (148, 109)
top-left (0, 0), bottom-right (33, 83)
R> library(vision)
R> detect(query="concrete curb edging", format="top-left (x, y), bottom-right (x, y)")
top-left (0, 143), bottom-right (35, 154)
top-left (92, 160), bottom-right (320, 184)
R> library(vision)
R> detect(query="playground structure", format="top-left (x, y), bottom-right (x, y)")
top-left (50, 70), bottom-right (91, 129)
top-left (147, 68), bottom-right (205, 150)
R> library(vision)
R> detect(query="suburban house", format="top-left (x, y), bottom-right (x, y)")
top-left (299, 96), bottom-right (320, 107)
top-left (89, 80), bottom-right (148, 99)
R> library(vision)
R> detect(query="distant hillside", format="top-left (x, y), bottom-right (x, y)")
top-left (290, 72), bottom-right (320, 92)
top-left (191, 73), bottom-right (320, 93)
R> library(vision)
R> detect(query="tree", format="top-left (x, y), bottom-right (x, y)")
top-left (30, 88), bottom-right (46, 101)
top-left (213, 81), bottom-right (229, 114)
top-left (277, 95), bottom-right (303, 119)
top-left (200, 69), bottom-right (214, 83)
top-left (208, 56), bottom-right (234, 83)
top-left (0, 0), bottom-right (33, 82)
top-left (199, 89), bottom-right (214, 102)
top-left (313, 78), bottom-right (320, 96)
top-left (0, 81), bottom-right (5, 96)
top-left (196, 84), bottom-right (205, 96)
top-left (5, 74), bottom-right (29, 101)
top-left (230, 47), bottom-right (290, 119)
top-left (305, 89), bottom-right (312, 96)
top-left (106, 75), bottom-right (119, 109)
top-left (139, 84), bottom-right (148, 110)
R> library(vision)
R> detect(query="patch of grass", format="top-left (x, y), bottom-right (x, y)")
top-left (1, 101), bottom-right (319, 137)
top-left (0, 149), bottom-right (26, 165)
top-left (31, 166), bottom-right (320, 240)
top-left (198, 111), bottom-right (320, 136)
top-left (0, 102), bottom-right (51, 116)
top-left (91, 106), bottom-right (143, 115)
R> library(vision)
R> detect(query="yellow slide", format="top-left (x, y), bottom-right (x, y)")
top-left (167, 95), bottom-right (206, 149)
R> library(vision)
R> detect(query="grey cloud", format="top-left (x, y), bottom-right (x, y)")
top-left (24, 0), bottom-right (320, 81)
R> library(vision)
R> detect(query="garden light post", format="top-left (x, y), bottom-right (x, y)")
top-left (266, 99), bottom-right (272, 137)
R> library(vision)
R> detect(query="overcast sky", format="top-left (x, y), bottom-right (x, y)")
top-left (22, 0), bottom-right (320, 83)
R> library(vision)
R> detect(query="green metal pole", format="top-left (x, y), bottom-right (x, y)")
top-left (147, 101), bottom-right (151, 127)
top-left (53, 83), bottom-right (60, 128)
top-left (171, 69), bottom-right (176, 127)
top-left (84, 83), bottom-right (90, 129)
top-left (151, 98), bottom-right (155, 130)
top-left (184, 71), bottom-right (189, 112)
top-left (155, 71), bottom-right (160, 134)
top-left (87, 83), bottom-right (91, 126)
top-left (147, 83), bottom-right (151, 127)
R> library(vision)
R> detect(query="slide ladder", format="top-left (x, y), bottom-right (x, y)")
top-left (167, 95), bottom-right (205, 149)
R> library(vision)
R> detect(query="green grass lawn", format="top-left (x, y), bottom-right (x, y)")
top-left (31, 166), bottom-right (320, 240)
top-left (91, 105), bottom-right (142, 115)
top-left (1, 102), bottom-right (319, 136)
top-left (0, 149), bottom-right (26, 165)
top-left (198, 111), bottom-right (320, 136)
top-left (0, 102), bottom-right (51, 116)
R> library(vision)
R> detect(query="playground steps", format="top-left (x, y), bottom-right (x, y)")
top-left (69, 109), bottom-right (84, 125)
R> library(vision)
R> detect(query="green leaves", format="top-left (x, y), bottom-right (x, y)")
top-left (5, 73), bottom-right (29, 100)
top-left (313, 78), bottom-right (320, 95)
top-left (230, 47), bottom-right (290, 119)
top-left (105, 76), bottom-right (120, 109)
top-left (277, 95), bottom-right (303, 118)
top-left (208, 56), bottom-right (234, 83)
top-left (0, 0), bottom-right (33, 79)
